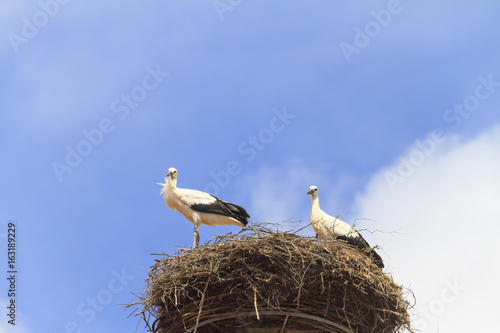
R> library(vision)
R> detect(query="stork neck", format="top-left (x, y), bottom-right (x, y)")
top-left (310, 196), bottom-right (320, 210)
top-left (167, 178), bottom-right (177, 188)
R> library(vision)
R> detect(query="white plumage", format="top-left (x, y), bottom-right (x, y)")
top-left (307, 185), bottom-right (384, 268)
top-left (159, 167), bottom-right (249, 248)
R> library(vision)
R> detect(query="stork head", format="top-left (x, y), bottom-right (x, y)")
top-left (158, 167), bottom-right (178, 195)
top-left (166, 167), bottom-right (178, 179)
top-left (307, 185), bottom-right (318, 197)
top-left (166, 167), bottom-right (178, 186)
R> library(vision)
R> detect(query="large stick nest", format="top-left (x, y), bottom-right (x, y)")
top-left (129, 224), bottom-right (413, 333)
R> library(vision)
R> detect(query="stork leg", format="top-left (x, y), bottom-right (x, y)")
top-left (192, 224), bottom-right (200, 249)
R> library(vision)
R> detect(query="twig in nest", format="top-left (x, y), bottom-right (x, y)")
top-left (280, 313), bottom-right (290, 333)
top-left (193, 275), bottom-right (210, 333)
top-left (247, 223), bottom-right (263, 238)
top-left (253, 287), bottom-right (260, 321)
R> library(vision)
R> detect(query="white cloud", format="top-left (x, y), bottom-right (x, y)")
top-left (353, 123), bottom-right (500, 332)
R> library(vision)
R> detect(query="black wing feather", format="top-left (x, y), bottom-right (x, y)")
top-left (190, 195), bottom-right (249, 226)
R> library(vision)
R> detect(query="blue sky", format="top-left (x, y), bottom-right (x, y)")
top-left (1, 1), bottom-right (500, 332)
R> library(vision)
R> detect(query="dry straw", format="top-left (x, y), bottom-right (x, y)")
top-left (128, 223), bottom-right (413, 332)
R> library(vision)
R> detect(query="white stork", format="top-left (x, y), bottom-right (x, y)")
top-left (307, 186), bottom-right (384, 269)
top-left (159, 167), bottom-right (250, 248)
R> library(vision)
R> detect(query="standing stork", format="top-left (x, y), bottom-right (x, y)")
top-left (307, 186), bottom-right (384, 269)
top-left (159, 167), bottom-right (250, 248)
